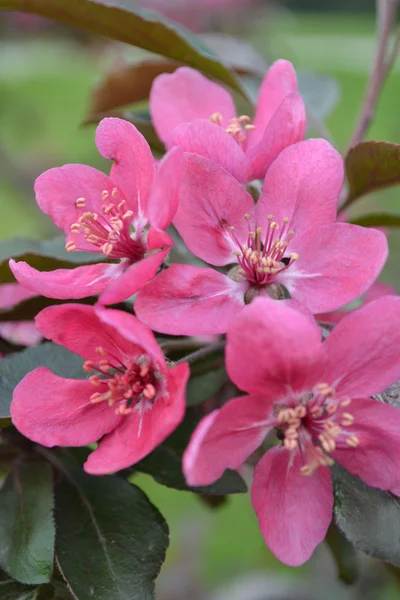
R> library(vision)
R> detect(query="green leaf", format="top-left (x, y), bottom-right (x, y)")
top-left (345, 141), bottom-right (400, 203)
top-left (186, 367), bottom-right (227, 406)
top-left (0, 296), bottom-right (97, 323)
top-left (0, 237), bottom-right (100, 284)
top-left (0, 568), bottom-right (37, 600)
top-left (134, 410), bottom-right (247, 494)
top-left (333, 464), bottom-right (400, 566)
top-left (0, 0), bottom-right (247, 100)
top-left (297, 71), bottom-right (340, 120)
top-left (0, 343), bottom-right (84, 418)
top-left (325, 523), bottom-right (358, 585)
top-left (350, 212), bottom-right (400, 228)
top-left (55, 467), bottom-right (169, 600)
top-left (0, 461), bottom-right (55, 584)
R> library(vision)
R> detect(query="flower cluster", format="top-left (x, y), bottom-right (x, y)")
top-left (9, 61), bottom-right (400, 567)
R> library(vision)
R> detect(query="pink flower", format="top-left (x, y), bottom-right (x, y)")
top-left (11, 304), bottom-right (189, 475)
top-left (135, 139), bottom-right (388, 335)
top-left (0, 283), bottom-right (41, 347)
top-left (150, 61), bottom-right (306, 183)
top-left (183, 296), bottom-right (400, 566)
top-left (317, 281), bottom-right (397, 325)
top-left (10, 118), bottom-right (183, 305)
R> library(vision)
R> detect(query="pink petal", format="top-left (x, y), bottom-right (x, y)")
top-left (226, 297), bottom-right (325, 396)
top-left (0, 322), bottom-right (41, 347)
top-left (147, 147), bottom-right (184, 232)
top-left (135, 264), bottom-right (247, 335)
top-left (323, 296), bottom-right (400, 398)
top-left (244, 92), bottom-right (306, 181)
top-left (284, 224), bottom-right (388, 314)
top-left (257, 139), bottom-right (343, 235)
top-left (11, 368), bottom-right (121, 447)
top-left (146, 227), bottom-right (174, 251)
top-left (9, 259), bottom-right (116, 300)
top-left (173, 154), bottom-right (255, 266)
top-left (247, 59), bottom-right (298, 150)
top-left (0, 283), bottom-right (37, 310)
top-left (35, 304), bottom-right (153, 365)
top-left (333, 397), bottom-right (400, 491)
top-left (98, 248), bottom-right (170, 305)
top-left (183, 394), bottom-right (275, 487)
top-left (95, 118), bottom-right (155, 218)
top-left (84, 362), bottom-right (189, 474)
top-left (95, 306), bottom-right (166, 367)
top-left (35, 164), bottom-right (115, 241)
top-left (251, 446), bottom-right (333, 566)
top-left (150, 67), bottom-right (236, 145)
top-left (364, 281), bottom-right (397, 303)
top-left (170, 120), bottom-right (245, 182)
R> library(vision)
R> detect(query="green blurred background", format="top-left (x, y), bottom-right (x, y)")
top-left (1, 1), bottom-right (399, 598)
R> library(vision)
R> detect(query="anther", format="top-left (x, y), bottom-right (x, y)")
top-left (65, 241), bottom-right (76, 252)
top-left (75, 197), bottom-right (86, 208)
top-left (346, 435), bottom-right (360, 448)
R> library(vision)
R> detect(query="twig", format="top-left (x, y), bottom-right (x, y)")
top-left (346, 0), bottom-right (399, 152)
top-left (176, 340), bottom-right (225, 365)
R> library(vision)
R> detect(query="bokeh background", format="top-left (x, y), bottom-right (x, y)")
top-left (1, 1), bottom-right (399, 598)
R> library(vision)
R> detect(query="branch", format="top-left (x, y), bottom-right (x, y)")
top-left (346, 0), bottom-right (399, 152)
top-left (176, 340), bottom-right (225, 365)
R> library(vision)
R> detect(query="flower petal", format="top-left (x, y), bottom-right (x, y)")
top-left (257, 139), bottom-right (343, 234)
top-left (0, 283), bottom-right (37, 310)
top-left (333, 397), bottom-right (400, 491)
top-left (247, 59), bottom-right (298, 150)
top-left (84, 362), bottom-right (189, 474)
top-left (283, 223), bottom-right (388, 314)
top-left (323, 296), bottom-right (400, 397)
top-left (251, 446), bottom-right (333, 567)
top-left (35, 304), bottom-right (153, 365)
top-left (135, 264), bottom-right (247, 335)
top-left (173, 154), bottom-right (255, 265)
top-left (9, 259), bottom-right (115, 299)
top-left (98, 248), bottom-right (170, 305)
top-left (226, 297), bottom-right (325, 396)
top-left (11, 368), bottom-right (121, 447)
top-left (170, 120), bottom-right (245, 182)
top-left (0, 322), bottom-right (41, 347)
top-left (95, 117), bottom-right (155, 217)
top-left (150, 66), bottom-right (236, 145)
top-left (244, 92), bottom-right (306, 181)
top-left (183, 394), bottom-right (275, 487)
top-left (147, 146), bottom-right (184, 232)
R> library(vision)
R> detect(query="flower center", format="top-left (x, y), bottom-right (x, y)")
top-left (276, 383), bottom-right (359, 476)
top-left (66, 188), bottom-right (146, 262)
top-left (227, 214), bottom-right (299, 287)
top-left (209, 112), bottom-right (255, 145)
top-left (83, 346), bottom-right (163, 421)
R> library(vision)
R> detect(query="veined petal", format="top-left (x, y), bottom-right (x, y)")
top-left (226, 297), bottom-right (325, 396)
top-left (11, 368), bottom-right (121, 447)
top-left (251, 446), bottom-right (333, 567)
top-left (135, 264), bottom-right (247, 335)
top-left (173, 154), bottom-right (255, 266)
top-left (183, 394), bottom-right (275, 487)
top-left (9, 259), bottom-right (115, 300)
top-left (150, 66), bottom-right (237, 145)
top-left (323, 296), bottom-right (400, 398)
top-left (95, 118), bottom-right (155, 218)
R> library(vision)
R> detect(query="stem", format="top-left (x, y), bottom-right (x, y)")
top-left (346, 0), bottom-right (399, 153)
top-left (176, 340), bottom-right (226, 365)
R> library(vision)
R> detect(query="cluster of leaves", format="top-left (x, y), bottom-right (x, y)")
top-left (0, 0), bottom-right (400, 598)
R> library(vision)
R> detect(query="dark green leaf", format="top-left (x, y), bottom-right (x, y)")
top-left (0, 343), bottom-right (84, 418)
top-left (0, 568), bottom-right (37, 600)
top-left (333, 464), bottom-right (400, 565)
top-left (0, 296), bottom-right (97, 323)
top-left (200, 33), bottom-right (267, 77)
top-left (186, 368), bottom-right (227, 406)
top-left (325, 523), bottom-right (358, 584)
top-left (0, 0), bottom-right (248, 99)
top-left (134, 410), bottom-right (247, 494)
top-left (0, 237), bottom-right (100, 284)
top-left (345, 141), bottom-right (400, 203)
top-left (55, 467), bottom-right (169, 600)
top-left (350, 213), bottom-right (400, 228)
top-left (0, 461), bottom-right (55, 584)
